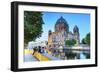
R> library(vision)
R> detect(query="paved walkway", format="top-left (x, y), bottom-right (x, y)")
top-left (24, 49), bottom-right (38, 62)
top-left (24, 49), bottom-right (61, 62)
top-left (42, 53), bottom-right (61, 60)
top-left (33, 52), bottom-right (51, 61)
top-left (24, 54), bottom-right (37, 62)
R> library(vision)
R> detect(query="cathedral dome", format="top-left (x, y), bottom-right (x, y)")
top-left (55, 16), bottom-right (69, 32)
top-left (56, 16), bottom-right (67, 25)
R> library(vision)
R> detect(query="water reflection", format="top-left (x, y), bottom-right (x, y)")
top-left (52, 49), bottom-right (90, 60)
top-left (79, 52), bottom-right (86, 59)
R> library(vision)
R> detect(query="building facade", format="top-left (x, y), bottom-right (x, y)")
top-left (48, 16), bottom-right (80, 48)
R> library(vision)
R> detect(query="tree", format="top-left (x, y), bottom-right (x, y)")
top-left (24, 11), bottom-right (44, 44)
top-left (81, 33), bottom-right (90, 45)
top-left (82, 38), bottom-right (86, 44)
top-left (65, 39), bottom-right (76, 46)
top-left (85, 33), bottom-right (90, 45)
top-left (72, 39), bottom-right (76, 45)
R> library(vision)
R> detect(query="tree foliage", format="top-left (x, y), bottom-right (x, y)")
top-left (65, 39), bottom-right (76, 46)
top-left (81, 33), bottom-right (90, 45)
top-left (86, 33), bottom-right (90, 45)
top-left (24, 11), bottom-right (44, 44)
top-left (82, 38), bottom-right (86, 44)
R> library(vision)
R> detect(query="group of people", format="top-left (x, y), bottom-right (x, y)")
top-left (27, 42), bottom-right (47, 55)
top-left (32, 46), bottom-right (46, 55)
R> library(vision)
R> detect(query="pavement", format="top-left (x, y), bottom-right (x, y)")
top-left (42, 53), bottom-right (61, 60)
top-left (33, 52), bottom-right (51, 61)
top-left (24, 54), bottom-right (37, 62)
top-left (24, 49), bottom-right (61, 62)
top-left (24, 49), bottom-right (38, 62)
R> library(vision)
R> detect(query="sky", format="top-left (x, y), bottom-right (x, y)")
top-left (35, 12), bottom-right (90, 42)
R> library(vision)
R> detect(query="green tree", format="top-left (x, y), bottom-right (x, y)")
top-left (85, 33), bottom-right (90, 45)
top-left (81, 33), bottom-right (90, 45)
top-left (65, 39), bottom-right (76, 46)
top-left (82, 38), bottom-right (86, 44)
top-left (72, 39), bottom-right (76, 45)
top-left (24, 11), bottom-right (44, 44)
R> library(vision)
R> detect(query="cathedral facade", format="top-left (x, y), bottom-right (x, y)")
top-left (48, 16), bottom-right (80, 48)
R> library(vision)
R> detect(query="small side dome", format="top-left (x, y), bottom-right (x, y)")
top-left (48, 30), bottom-right (52, 35)
top-left (73, 25), bottom-right (79, 34)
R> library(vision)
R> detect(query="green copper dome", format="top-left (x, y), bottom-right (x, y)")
top-left (56, 16), bottom-right (68, 25)
top-left (55, 16), bottom-right (69, 32)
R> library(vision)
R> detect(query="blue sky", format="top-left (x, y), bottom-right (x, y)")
top-left (35, 12), bottom-right (90, 42)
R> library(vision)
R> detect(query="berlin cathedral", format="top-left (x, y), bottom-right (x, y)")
top-left (48, 16), bottom-right (80, 48)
